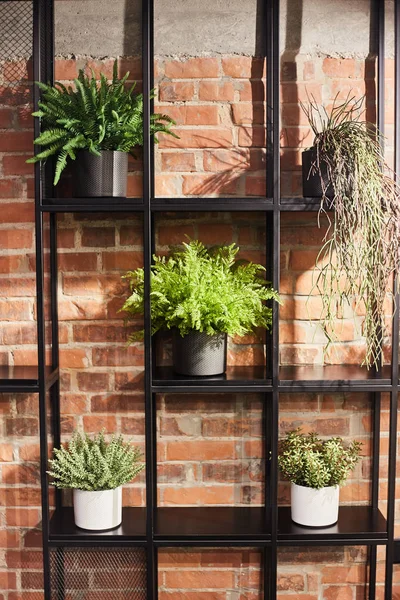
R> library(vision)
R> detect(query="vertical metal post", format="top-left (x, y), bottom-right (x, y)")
top-left (143, 0), bottom-right (157, 599)
top-left (384, 0), bottom-right (400, 597)
top-left (266, 0), bottom-right (280, 597)
top-left (33, 0), bottom-right (51, 596)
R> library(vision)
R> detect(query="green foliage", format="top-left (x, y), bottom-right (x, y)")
top-left (121, 239), bottom-right (282, 342)
top-left (28, 60), bottom-right (178, 184)
top-left (302, 93), bottom-right (400, 368)
top-left (278, 429), bottom-right (362, 489)
top-left (48, 430), bottom-right (144, 491)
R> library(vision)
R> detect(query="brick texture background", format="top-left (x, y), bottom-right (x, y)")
top-left (0, 53), bottom-right (398, 599)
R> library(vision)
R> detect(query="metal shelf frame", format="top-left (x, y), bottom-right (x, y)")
top-left (0, 0), bottom-right (393, 598)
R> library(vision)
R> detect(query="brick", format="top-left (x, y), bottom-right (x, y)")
top-left (323, 58), bottom-right (357, 78)
top-left (158, 223), bottom-right (196, 246)
top-left (222, 57), bottom-right (257, 78)
top-left (0, 299), bottom-right (32, 320)
top-left (165, 58), bottom-right (219, 78)
top-left (54, 59), bottom-right (78, 80)
top-left (197, 224), bottom-right (234, 244)
top-left (92, 346), bottom-right (144, 367)
top-left (155, 174), bottom-right (181, 196)
top-left (182, 174), bottom-right (237, 195)
top-left (0, 131), bottom-right (33, 152)
top-left (238, 81), bottom-right (266, 102)
top-left (321, 565), bottom-right (367, 584)
top-left (232, 104), bottom-right (265, 125)
top-left (0, 255), bottom-right (30, 274)
top-left (73, 324), bottom-right (131, 343)
top-left (118, 57), bottom-right (142, 80)
top-left (277, 574), bottom-right (305, 591)
top-left (121, 416), bottom-right (145, 435)
top-left (102, 250), bottom-right (143, 271)
top-left (0, 179), bottom-right (23, 198)
top-left (0, 229), bottom-right (33, 250)
top-left (90, 393), bottom-right (143, 413)
top-left (0, 571), bottom-right (17, 590)
top-left (82, 415), bottom-right (117, 433)
top-left (238, 126), bottom-right (266, 147)
top-left (6, 417), bottom-right (38, 437)
top-left (59, 349), bottom-right (88, 369)
top-left (77, 372), bottom-right (109, 392)
top-left (159, 128), bottom-right (233, 149)
top-left (245, 176), bottom-right (266, 196)
top-left (161, 152), bottom-right (196, 172)
top-left (164, 570), bottom-right (235, 589)
top-left (203, 149), bottom-right (265, 172)
top-left (2, 465), bottom-right (39, 485)
top-left (58, 298), bottom-right (107, 321)
top-left (159, 82), bottom-right (194, 102)
top-left (0, 444), bottom-right (13, 462)
top-left (166, 440), bottom-right (236, 461)
top-left (0, 108), bottom-right (14, 128)
top-left (81, 227), bottom-right (115, 247)
top-left (3, 60), bottom-right (32, 82)
top-left (60, 394), bottom-right (88, 414)
top-left (119, 225), bottom-right (142, 246)
top-left (58, 252), bottom-right (98, 272)
top-left (162, 485), bottom-right (234, 505)
top-left (199, 81), bottom-right (235, 102)
top-left (6, 508), bottom-right (40, 528)
top-left (323, 587), bottom-right (354, 600)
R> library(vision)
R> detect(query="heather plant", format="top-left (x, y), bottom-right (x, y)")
top-left (121, 239), bottom-right (282, 343)
top-left (48, 431), bottom-right (144, 491)
top-left (301, 93), bottom-right (400, 368)
top-left (278, 429), bottom-right (362, 489)
top-left (28, 60), bottom-right (177, 184)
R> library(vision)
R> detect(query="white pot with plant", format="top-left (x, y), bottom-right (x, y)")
top-left (121, 239), bottom-right (282, 377)
top-left (278, 429), bottom-right (362, 528)
top-left (27, 60), bottom-right (177, 198)
top-left (48, 431), bottom-right (144, 531)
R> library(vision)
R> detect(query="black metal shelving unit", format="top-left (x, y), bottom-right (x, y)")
top-left (1, 0), bottom-right (400, 598)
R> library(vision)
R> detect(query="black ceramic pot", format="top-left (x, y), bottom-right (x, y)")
top-left (74, 150), bottom-right (128, 198)
top-left (302, 148), bottom-right (334, 200)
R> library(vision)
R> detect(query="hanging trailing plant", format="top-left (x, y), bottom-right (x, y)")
top-left (301, 93), bottom-right (400, 368)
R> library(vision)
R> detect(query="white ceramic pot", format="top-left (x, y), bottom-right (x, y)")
top-left (73, 487), bottom-right (122, 531)
top-left (291, 482), bottom-right (339, 527)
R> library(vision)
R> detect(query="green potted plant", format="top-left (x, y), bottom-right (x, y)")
top-left (278, 429), bottom-right (362, 527)
top-left (28, 60), bottom-right (177, 197)
top-left (121, 239), bottom-right (282, 376)
top-left (301, 94), bottom-right (400, 367)
top-left (48, 431), bottom-right (144, 531)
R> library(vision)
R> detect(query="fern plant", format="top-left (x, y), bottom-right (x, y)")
top-left (48, 431), bottom-right (144, 491)
top-left (28, 60), bottom-right (177, 184)
top-left (278, 429), bottom-right (362, 489)
top-left (121, 239), bottom-right (282, 342)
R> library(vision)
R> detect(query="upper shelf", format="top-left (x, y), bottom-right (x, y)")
top-left (40, 196), bottom-right (325, 213)
top-left (0, 365), bottom-right (59, 393)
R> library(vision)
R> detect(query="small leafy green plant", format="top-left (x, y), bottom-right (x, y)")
top-left (278, 429), bottom-right (362, 489)
top-left (48, 431), bottom-right (144, 491)
top-left (121, 239), bottom-right (282, 343)
top-left (28, 60), bottom-right (177, 184)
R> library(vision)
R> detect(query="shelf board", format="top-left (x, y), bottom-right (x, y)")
top-left (154, 507), bottom-right (270, 543)
top-left (278, 506), bottom-right (387, 545)
top-left (49, 507), bottom-right (147, 542)
top-left (152, 366), bottom-right (272, 393)
top-left (279, 365), bottom-right (392, 392)
top-left (41, 197), bottom-right (144, 213)
top-left (151, 197), bottom-right (274, 212)
top-left (280, 197), bottom-right (324, 211)
top-left (0, 365), bottom-right (58, 393)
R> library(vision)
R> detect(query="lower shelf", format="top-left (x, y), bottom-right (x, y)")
top-left (49, 505), bottom-right (387, 546)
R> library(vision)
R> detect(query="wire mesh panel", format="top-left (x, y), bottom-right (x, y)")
top-left (49, 547), bottom-right (147, 600)
top-left (0, 0), bottom-right (33, 84)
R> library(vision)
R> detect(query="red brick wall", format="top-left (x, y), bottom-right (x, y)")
top-left (0, 54), bottom-right (397, 599)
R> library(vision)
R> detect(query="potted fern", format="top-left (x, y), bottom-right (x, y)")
top-left (121, 239), bottom-right (281, 377)
top-left (278, 429), bottom-right (362, 527)
top-left (28, 60), bottom-right (177, 198)
top-left (301, 94), bottom-right (400, 367)
top-left (48, 431), bottom-right (144, 531)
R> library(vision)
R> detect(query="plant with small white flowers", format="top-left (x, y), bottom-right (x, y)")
top-left (278, 429), bottom-right (362, 490)
top-left (48, 430), bottom-right (144, 491)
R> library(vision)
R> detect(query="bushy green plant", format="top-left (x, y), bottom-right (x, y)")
top-left (48, 431), bottom-right (144, 491)
top-left (278, 429), bottom-right (362, 489)
top-left (121, 239), bottom-right (282, 342)
top-left (302, 93), bottom-right (400, 368)
top-left (28, 60), bottom-right (177, 184)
